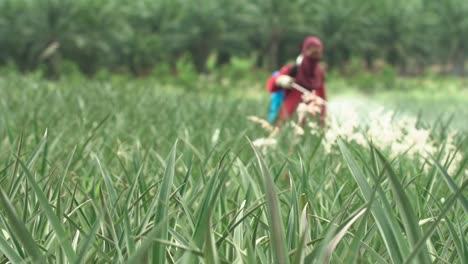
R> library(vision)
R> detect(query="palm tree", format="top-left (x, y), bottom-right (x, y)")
top-left (308, 0), bottom-right (372, 70)
top-left (244, 0), bottom-right (310, 70)
top-left (163, 0), bottom-right (226, 73)
top-left (429, 0), bottom-right (468, 76)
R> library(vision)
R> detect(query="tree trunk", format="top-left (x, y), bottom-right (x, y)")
top-left (386, 47), bottom-right (400, 67)
top-left (326, 48), bottom-right (338, 72)
top-left (128, 53), bottom-right (140, 76)
top-left (192, 45), bottom-right (210, 73)
top-left (19, 42), bottom-right (34, 72)
top-left (255, 44), bottom-right (269, 68)
top-left (268, 37), bottom-right (280, 71)
top-left (452, 49), bottom-right (466, 76)
top-left (255, 52), bottom-right (264, 68)
top-left (216, 50), bottom-right (231, 67)
top-left (44, 55), bottom-right (60, 79)
top-left (364, 51), bottom-right (374, 71)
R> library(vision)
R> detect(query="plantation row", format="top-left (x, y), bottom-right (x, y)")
top-left (0, 76), bottom-right (466, 263)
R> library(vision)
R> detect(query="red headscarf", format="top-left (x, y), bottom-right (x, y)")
top-left (295, 36), bottom-right (323, 91)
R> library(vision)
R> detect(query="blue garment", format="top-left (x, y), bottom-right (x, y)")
top-left (267, 70), bottom-right (285, 123)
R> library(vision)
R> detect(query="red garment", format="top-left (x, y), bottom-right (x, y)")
top-left (266, 37), bottom-right (327, 124)
top-left (295, 37), bottom-right (323, 90)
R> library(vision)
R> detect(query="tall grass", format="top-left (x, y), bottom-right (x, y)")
top-left (0, 76), bottom-right (466, 263)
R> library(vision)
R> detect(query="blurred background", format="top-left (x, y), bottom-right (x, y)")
top-left (1, 0), bottom-right (467, 128)
top-left (1, 0), bottom-right (467, 78)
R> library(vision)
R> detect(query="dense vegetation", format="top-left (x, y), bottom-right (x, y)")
top-left (1, 1), bottom-right (467, 263)
top-left (0, 75), bottom-right (466, 263)
top-left (1, 0), bottom-right (467, 77)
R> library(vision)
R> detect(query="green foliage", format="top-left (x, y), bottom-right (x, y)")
top-left (1, 0), bottom-right (467, 76)
top-left (174, 53), bottom-right (199, 89)
top-left (345, 64), bottom-right (398, 93)
top-left (0, 76), bottom-right (466, 263)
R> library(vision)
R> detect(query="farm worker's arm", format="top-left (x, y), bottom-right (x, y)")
top-left (266, 64), bottom-right (295, 93)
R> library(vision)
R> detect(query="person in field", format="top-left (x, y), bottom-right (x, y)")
top-left (266, 36), bottom-right (327, 126)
